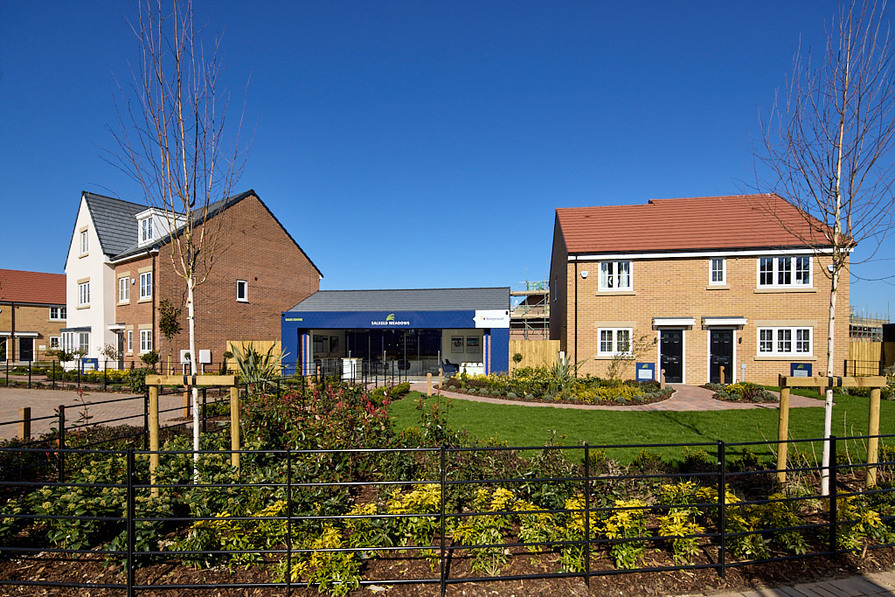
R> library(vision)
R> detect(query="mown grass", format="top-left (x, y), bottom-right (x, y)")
top-left (388, 388), bottom-right (895, 465)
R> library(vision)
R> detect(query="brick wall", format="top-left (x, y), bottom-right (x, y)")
top-left (562, 254), bottom-right (850, 385)
top-left (116, 194), bottom-right (320, 370)
top-left (0, 303), bottom-right (66, 362)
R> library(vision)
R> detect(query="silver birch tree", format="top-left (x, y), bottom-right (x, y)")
top-left (110, 0), bottom-right (246, 472)
top-left (757, 0), bottom-right (895, 495)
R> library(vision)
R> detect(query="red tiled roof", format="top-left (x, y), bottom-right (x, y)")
top-left (0, 269), bottom-right (66, 305)
top-left (555, 194), bottom-right (833, 254)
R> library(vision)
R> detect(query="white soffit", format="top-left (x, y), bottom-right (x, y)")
top-left (702, 317), bottom-right (748, 327)
top-left (652, 317), bottom-right (696, 327)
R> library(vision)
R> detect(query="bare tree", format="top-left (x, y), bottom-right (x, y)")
top-left (110, 0), bottom-right (246, 469)
top-left (757, 0), bottom-right (895, 495)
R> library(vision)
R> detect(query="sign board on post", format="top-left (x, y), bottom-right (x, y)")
top-left (790, 363), bottom-right (813, 377)
top-left (80, 358), bottom-right (98, 373)
top-left (636, 362), bottom-right (655, 381)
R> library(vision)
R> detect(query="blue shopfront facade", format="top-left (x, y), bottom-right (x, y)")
top-left (280, 288), bottom-right (511, 377)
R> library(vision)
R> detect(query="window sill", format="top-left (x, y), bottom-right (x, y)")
top-left (754, 287), bottom-right (816, 294)
top-left (237, 298), bottom-right (249, 303)
top-left (77, 305), bottom-right (90, 310)
top-left (118, 301), bottom-right (130, 306)
top-left (753, 355), bottom-right (817, 361)
top-left (594, 354), bottom-right (634, 360)
top-left (138, 298), bottom-right (153, 304)
top-left (595, 290), bottom-right (636, 296)
top-left (706, 285), bottom-right (729, 290)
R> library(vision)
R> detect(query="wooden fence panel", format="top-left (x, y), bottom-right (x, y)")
top-left (849, 341), bottom-right (882, 362)
top-left (508, 340), bottom-right (560, 370)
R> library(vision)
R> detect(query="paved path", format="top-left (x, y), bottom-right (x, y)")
top-left (690, 568), bottom-right (895, 596)
top-left (0, 387), bottom-right (189, 440)
top-left (411, 382), bottom-right (825, 411)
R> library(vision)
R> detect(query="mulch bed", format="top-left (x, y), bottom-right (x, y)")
top-left (3, 541), bottom-right (892, 596)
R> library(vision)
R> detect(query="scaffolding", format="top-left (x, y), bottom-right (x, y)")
top-left (850, 307), bottom-right (890, 342)
top-left (510, 280), bottom-right (550, 340)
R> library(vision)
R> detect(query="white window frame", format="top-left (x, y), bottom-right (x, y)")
top-left (597, 327), bottom-right (633, 356)
top-left (140, 329), bottom-right (153, 353)
top-left (710, 257), bottom-right (726, 285)
top-left (757, 326), bottom-right (813, 356)
top-left (80, 229), bottom-right (88, 254)
top-left (139, 272), bottom-right (152, 300)
top-left (49, 336), bottom-right (60, 350)
top-left (758, 256), bottom-right (812, 288)
top-left (140, 217), bottom-right (154, 243)
top-left (78, 332), bottom-right (89, 355)
top-left (127, 330), bottom-right (133, 354)
top-left (236, 279), bottom-right (248, 302)
top-left (78, 281), bottom-right (90, 306)
top-left (118, 277), bottom-right (130, 303)
top-left (49, 306), bottom-right (66, 320)
top-left (598, 260), bottom-right (632, 291)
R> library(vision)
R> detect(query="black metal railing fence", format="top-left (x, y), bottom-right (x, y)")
top-left (2, 434), bottom-right (895, 595)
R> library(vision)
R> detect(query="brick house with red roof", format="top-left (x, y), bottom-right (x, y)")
top-left (549, 194), bottom-right (850, 385)
top-left (0, 269), bottom-right (67, 364)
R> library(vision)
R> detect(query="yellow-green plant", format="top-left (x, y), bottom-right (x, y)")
top-left (602, 499), bottom-right (649, 569)
top-left (452, 487), bottom-right (515, 576)
top-left (554, 494), bottom-right (590, 572)
top-left (657, 508), bottom-right (704, 563)
top-left (513, 499), bottom-right (554, 552)
top-left (290, 524), bottom-right (360, 597)
top-left (386, 484), bottom-right (441, 566)
top-left (837, 496), bottom-right (892, 552)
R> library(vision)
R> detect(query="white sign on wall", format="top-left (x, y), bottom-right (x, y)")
top-left (473, 310), bottom-right (510, 329)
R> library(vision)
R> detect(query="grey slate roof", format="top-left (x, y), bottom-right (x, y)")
top-left (287, 287), bottom-right (510, 312)
top-left (83, 193), bottom-right (145, 258)
top-left (109, 190), bottom-right (255, 261)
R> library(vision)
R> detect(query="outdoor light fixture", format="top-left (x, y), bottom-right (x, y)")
top-left (580, 270), bottom-right (589, 279)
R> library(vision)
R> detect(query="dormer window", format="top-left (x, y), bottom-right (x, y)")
top-left (140, 217), bottom-right (154, 243)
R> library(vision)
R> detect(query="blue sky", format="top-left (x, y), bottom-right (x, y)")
top-left (1, 1), bottom-right (892, 318)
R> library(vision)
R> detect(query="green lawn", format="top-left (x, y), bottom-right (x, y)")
top-left (388, 390), bottom-right (895, 464)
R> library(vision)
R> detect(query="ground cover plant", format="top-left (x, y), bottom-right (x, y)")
top-left (442, 366), bottom-right (673, 405)
top-left (705, 381), bottom-right (778, 403)
top-left (3, 381), bottom-right (895, 595)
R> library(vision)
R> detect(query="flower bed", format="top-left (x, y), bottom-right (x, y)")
top-left (443, 367), bottom-right (673, 405)
top-left (705, 381), bottom-right (778, 403)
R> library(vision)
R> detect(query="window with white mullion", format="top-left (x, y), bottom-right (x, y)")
top-left (599, 261), bottom-right (632, 291)
top-left (758, 326), bottom-right (812, 356)
top-left (710, 258), bottom-right (726, 285)
top-left (597, 328), bottom-right (633, 356)
top-left (758, 256), bottom-right (812, 288)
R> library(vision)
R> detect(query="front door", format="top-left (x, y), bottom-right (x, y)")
top-left (19, 338), bottom-right (34, 362)
top-left (659, 329), bottom-right (683, 384)
top-left (709, 329), bottom-right (733, 384)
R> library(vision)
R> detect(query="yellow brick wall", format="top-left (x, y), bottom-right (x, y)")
top-left (562, 254), bottom-right (850, 385)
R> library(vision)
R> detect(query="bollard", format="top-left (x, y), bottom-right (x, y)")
top-left (19, 407), bottom-right (31, 441)
top-left (183, 387), bottom-right (190, 418)
top-left (230, 385), bottom-right (240, 471)
top-left (149, 385), bottom-right (159, 498)
top-left (867, 387), bottom-right (882, 487)
top-left (660, 368), bottom-right (666, 389)
top-left (438, 368), bottom-right (443, 394)
top-left (777, 386), bottom-right (791, 484)
top-left (720, 366), bottom-right (726, 384)
top-left (427, 372), bottom-right (432, 396)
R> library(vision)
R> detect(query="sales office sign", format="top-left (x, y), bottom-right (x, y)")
top-left (474, 310), bottom-right (510, 329)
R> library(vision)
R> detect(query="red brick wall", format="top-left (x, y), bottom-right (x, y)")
top-left (561, 254), bottom-right (850, 385)
top-left (116, 194), bottom-right (320, 369)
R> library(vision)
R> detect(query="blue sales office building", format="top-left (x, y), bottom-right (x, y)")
top-left (281, 287), bottom-right (510, 378)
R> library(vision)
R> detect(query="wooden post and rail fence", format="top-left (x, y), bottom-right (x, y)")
top-left (146, 375), bottom-right (240, 496)
top-left (776, 375), bottom-right (887, 488)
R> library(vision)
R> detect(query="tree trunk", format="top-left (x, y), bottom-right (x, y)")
top-left (820, 263), bottom-right (840, 496)
top-left (188, 275), bottom-right (200, 477)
